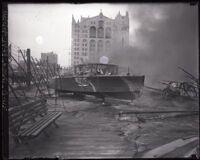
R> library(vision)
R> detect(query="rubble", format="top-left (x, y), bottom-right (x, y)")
top-left (161, 81), bottom-right (198, 99)
top-left (159, 66), bottom-right (199, 99)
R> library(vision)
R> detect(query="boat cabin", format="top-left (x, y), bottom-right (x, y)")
top-left (74, 63), bottom-right (118, 76)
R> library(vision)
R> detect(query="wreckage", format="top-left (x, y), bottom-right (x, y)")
top-left (49, 63), bottom-right (145, 101)
top-left (160, 66), bottom-right (199, 99)
top-left (160, 80), bottom-right (198, 98)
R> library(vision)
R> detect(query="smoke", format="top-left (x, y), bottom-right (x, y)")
top-left (110, 4), bottom-right (198, 87)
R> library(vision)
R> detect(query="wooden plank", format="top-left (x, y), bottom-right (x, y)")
top-left (25, 112), bottom-right (59, 137)
top-left (9, 102), bottom-right (46, 121)
top-left (29, 112), bottom-right (62, 136)
top-left (19, 112), bottom-right (57, 136)
top-left (9, 96), bottom-right (62, 142)
top-left (141, 137), bottom-right (198, 158)
top-left (9, 101), bottom-right (46, 117)
top-left (9, 98), bottom-right (46, 113)
top-left (9, 103), bottom-right (47, 128)
top-left (9, 99), bottom-right (47, 136)
top-left (21, 112), bottom-right (62, 138)
top-left (12, 107), bottom-right (47, 128)
top-left (19, 112), bottom-right (55, 136)
top-left (10, 106), bottom-right (46, 128)
top-left (31, 112), bottom-right (62, 137)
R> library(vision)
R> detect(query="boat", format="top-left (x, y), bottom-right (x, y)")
top-left (49, 63), bottom-right (145, 101)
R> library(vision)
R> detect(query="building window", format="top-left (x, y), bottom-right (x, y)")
top-left (82, 30), bottom-right (87, 33)
top-left (75, 24), bottom-right (80, 28)
top-left (97, 27), bottom-right (104, 38)
top-left (82, 39), bottom-right (87, 48)
top-left (106, 22), bottom-right (111, 25)
top-left (82, 52), bottom-right (87, 56)
top-left (89, 26), bottom-right (96, 38)
top-left (97, 40), bottom-right (103, 53)
top-left (75, 39), bottom-right (79, 42)
top-left (98, 20), bottom-right (104, 27)
top-left (89, 40), bottom-right (96, 52)
top-left (75, 52), bottom-right (79, 56)
top-left (105, 40), bottom-right (111, 51)
top-left (105, 27), bottom-right (111, 38)
top-left (74, 42), bottom-right (79, 46)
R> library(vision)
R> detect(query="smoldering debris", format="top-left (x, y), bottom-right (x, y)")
top-left (159, 66), bottom-right (199, 99)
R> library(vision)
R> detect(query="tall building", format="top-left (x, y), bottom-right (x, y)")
top-left (71, 11), bottom-right (129, 66)
top-left (41, 52), bottom-right (58, 65)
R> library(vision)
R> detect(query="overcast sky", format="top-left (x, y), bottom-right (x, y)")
top-left (8, 3), bottom-right (131, 66)
top-left (8, 3), bottom-right (198, 86)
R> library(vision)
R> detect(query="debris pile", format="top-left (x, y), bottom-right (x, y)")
top-left (160, 66), bottom-right (199, 99)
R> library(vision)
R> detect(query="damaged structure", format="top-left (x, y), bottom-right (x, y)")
top-left (160, 66), bottom-right (199, 99)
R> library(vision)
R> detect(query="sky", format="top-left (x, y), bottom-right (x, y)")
top-left (8, 3), bottom-right (130, 67)
top-left (8, 3), bottom-right (198, 87)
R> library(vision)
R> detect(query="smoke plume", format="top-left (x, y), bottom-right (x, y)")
top-left (110, 3), bottom-right (198, 87)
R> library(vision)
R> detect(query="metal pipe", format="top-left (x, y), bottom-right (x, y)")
top-left (26, 49), bottom-right (31, 87)
top-left (119, 110), bottom-right (199, 115)
top-left (20, 49), bottom-right (44, 97)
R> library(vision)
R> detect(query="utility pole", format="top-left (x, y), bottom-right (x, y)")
top-left (127, 66), bottom-right (130, 76)
top-left (18, 50), bottom-right (20, 62)
top-left (122, 37), bottom-right (124, 48)
top-left (26, 48), bottom-right (31, 88)
top-left (46, 56), bottom-right (49, 86)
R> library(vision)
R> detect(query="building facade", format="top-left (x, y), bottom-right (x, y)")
top-left (71, 11), bottom-right (129, 66)
top-left (41, 52), bottom-right (58, 65)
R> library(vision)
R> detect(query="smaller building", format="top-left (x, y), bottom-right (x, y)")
top-left (41, 52), bottom-right (58, 65)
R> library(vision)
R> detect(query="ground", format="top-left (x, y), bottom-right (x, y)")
top-left (9, 88), bottom-right (199, 159)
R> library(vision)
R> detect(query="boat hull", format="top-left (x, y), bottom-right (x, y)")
top-left (49, 75), bottom-right (145, 100)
